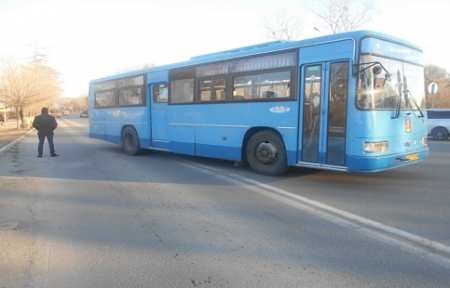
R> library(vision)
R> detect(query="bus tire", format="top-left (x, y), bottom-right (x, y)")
top-left (431, 127), bottom-right (449, 141)
top-left (122, 127), bottom-right (141, 155)
top-left (246, 130), bottom-right (288, 175)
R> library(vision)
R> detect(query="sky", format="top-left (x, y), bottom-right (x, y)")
top-left (0, 0), bottom-right (449, 97)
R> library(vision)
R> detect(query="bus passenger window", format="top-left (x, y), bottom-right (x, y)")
top-left (232, 71), bottom-right (291, 101)
top-left (113, 75), bottom-right (145, 107)
top-left (170, 68), bottom-right (195, 104)
top-left (171, 79), bottom-right (194, 103)
top-left (95, 90), bottom-right (116, 107)
top-left (199, 78), bottom-right (226, 102)
top-left (153, 83), bottom-right (168, 103)
top-left (118, 87), bottom-right (144, 106)
top-left (95, 79), bottom-right (117, 108)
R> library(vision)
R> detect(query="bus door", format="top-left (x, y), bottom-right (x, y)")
top-left (150, 82), bottom-right (169, 149)
top-left (300, 61), bottom-right (349, 167)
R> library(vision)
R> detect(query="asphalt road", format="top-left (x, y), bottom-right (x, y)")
top-left (1, 118), bottom-right (450, 287)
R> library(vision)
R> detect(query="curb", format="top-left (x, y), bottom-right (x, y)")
top-left (0, 129), bottom-right (34, 155)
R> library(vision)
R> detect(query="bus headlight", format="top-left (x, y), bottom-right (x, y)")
top-left (364, 141), bottom-right (389, 154)
top-left (421, 137), bottom-right (428, 147)
top-left (404, 118), bottom-right (412, 133)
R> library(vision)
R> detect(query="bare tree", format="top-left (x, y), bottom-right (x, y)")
top-left (311, 0), bottom-right (373, 34)
top-left (265, 0), bottom-right (374, 40)
top-left (264, 13), bottom-right (302, 41)
top-left (0, 58), bottom-right (61, 128)
top-left (0, 62), bottom-right (30, 128)
top-left (425, 65), bottom-right (448, 83)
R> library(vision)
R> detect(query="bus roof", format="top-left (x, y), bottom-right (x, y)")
top-left (91, 30), bottom-right (422, 84)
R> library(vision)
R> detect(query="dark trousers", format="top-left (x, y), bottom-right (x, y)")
top-left (38, 134), bottom-right (55, 156)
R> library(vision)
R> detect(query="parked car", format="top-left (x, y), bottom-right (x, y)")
top-left (427, 109), bottom-right (450, 140)
top-left (50, 110), bottom-right (63, 119)
top-left (80, 111), bottom-right (89, 118)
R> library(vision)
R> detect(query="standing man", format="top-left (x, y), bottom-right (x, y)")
top-left (32, 107), bottom-right (59, 158)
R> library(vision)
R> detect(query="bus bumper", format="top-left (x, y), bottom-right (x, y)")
top-left (346, 149), bottom-right (429, 173)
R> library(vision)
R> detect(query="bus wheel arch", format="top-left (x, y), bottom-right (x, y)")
top-left (121, 125), bottom-right (141, 155)
top-left (242, 127), bottom-right (288, 175)
top-left (431, 126), bottom-right (449, 141)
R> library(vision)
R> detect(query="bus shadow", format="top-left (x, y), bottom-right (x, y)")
top-left (159, 151), bottom-right (322, 179)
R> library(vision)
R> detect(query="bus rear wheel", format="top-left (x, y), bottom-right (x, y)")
top-left (122, 127), bottom-right (141, 155)
top-left (246, 130), bottom-right (288, 176)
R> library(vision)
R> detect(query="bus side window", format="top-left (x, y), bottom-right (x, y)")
top-left (153, 83), bottom-right (168, 103)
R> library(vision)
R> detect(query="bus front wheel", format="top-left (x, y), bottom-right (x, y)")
top-left (122, 127), bottom-right (141, 155)
top-left (246, 130), bottom-right (288, 175)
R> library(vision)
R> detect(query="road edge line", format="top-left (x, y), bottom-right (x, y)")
top-left (0, 129), bottom-right (34, 155)
top-left (178, 160), bottom-right (450, 267)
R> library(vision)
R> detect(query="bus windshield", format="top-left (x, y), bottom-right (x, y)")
top-left (357, 55), bottom-right (425, 111)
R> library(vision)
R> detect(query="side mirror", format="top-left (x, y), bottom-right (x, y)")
top-left (428, 82), bottom-right (439, 95)
top-left (372, 65), bottom-right (382, 75)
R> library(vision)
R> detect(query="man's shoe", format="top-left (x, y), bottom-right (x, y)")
top-left (37, 155), bottom-right (43, 158)
top-left (50, 153), bottom-right (59, 157)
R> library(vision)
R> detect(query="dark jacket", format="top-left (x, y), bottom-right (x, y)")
top-left (33, 114), bottom-right (58, 135)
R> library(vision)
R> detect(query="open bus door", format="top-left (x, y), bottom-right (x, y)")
top-left (299, 61), bottom-right (349, 169)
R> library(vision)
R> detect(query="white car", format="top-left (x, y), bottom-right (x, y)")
top-left (427, 109), bottom-right (450, 140)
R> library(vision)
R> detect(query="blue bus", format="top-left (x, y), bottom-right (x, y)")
top-left (89, 30), bottom-right (428, 175)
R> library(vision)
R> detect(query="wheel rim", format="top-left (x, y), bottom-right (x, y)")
top-left (255, 142), bottom-right (278, 164)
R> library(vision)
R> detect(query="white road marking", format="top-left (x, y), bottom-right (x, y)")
top-left (178, 160), bottom-right (450, 269)
top-left (0, 129), bottom-right (34, 155)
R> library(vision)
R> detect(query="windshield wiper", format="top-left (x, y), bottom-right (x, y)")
top-left (404, 89), bottom-right (425, 118)
top-left (403, 76), bottom-right (425, 118)
top-left (392, 70), bottom-right (402, 119)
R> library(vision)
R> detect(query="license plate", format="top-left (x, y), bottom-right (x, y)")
top-left (405, 153), bottom-right (419, 161)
